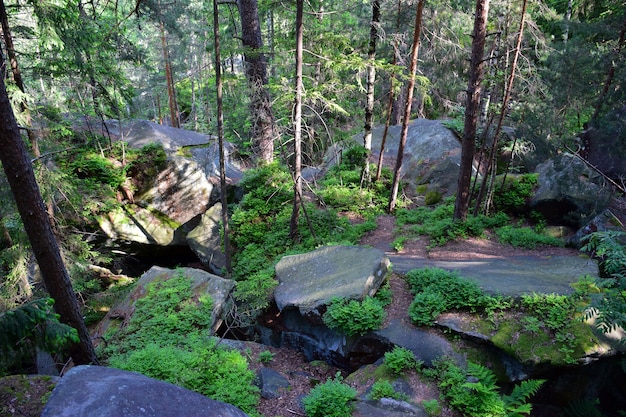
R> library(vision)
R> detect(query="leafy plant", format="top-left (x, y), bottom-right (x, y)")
top-left (493, 174), bottom-right (538, 214)
top-left (258, 350), bottom-right (274, 363)
top-left (0, 298), bottom-right (79, 375)
top-left (100, 271), bottom-right (260, 415)
top-left (495, 225), bottom-right (563, 249)
top-left (384, 346), bottom-right (421, 375)
top-left (302, 373), bottom-right (357, 417)
top-left (580, 231), bottom-right (626, 341)
top-left (422, 399), bottom-right (442, 416)
top-left (323, 297), bottom-right (386, 336)
top-left (406, 267), bottom-right (489, 326)
top-left (435, 359), bottom-right (544, 417)
top-left (368, 380), bottom-right (408, 401)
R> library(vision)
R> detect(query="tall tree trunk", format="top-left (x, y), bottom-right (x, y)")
top-left (160, 19), bottom-right (179, 128)
top-left (453, 0), bottom-right (490, 221)
top-left (388, 0), bottom-right (425, 213)
top-left (0, 51), bottom-right (98, 366)
top-left (480, 0), bottom-right (527, 215)
top-left (0, 0), bottom-right (40, 157)
top-left (238, 0), bottom-right (275, 164)
top-left (375, 0), bottom-right (403, 182)
top-left (289, 0), bottom-right (304, 240)
top-left (361, 0), bottom-right (380, 186)
top-left (213, 0), bottom-right (232, 275)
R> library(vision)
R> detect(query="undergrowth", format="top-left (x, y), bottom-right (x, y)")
top-left (98, 270), bottom-right (260, 415)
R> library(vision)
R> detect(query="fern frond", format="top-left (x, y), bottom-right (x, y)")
top-left (503, 379), bottom-right (545, 415)
top-left (467, 361), bottom-right (498, 391)
top-left (562, 399), bottom-right (604, 417)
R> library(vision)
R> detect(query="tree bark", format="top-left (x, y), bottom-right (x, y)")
top-left (213, 0), bottom-right (232, 275)
top-left (0, 0), bottom-right (40, 158)
top-left (289, 0), bottom-right (304, 240)
top-left (160, 19), bottom-right (179, 128)
top-left (388, 0), bottom-right (425, 213)
top-left (453, 0), bottom-right (490, 221)
top-left (361, 0), bottom-right (380, 186)
top-left (0, 51), bottom-right (98, 365)
top-left (238, 0), bottom-right (275, 164)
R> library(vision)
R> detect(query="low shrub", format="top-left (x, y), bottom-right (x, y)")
top-left (323, 297), bottom-right (386, 336)
top-left (368, 380), bottom-right (408, 401)
top-left (302, 373), bottom-right (357, 417)
top-left (495, 225), bottom-right (563, 249)
top-left (384, 346), bottom-right (421, 375)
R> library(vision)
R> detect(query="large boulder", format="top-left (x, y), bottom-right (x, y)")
top-left (41, 365), bottom-right (249, 417)
top-left (98, 120), bottom-right (243, 247)
top-left (274, 245), bottom-right (390, 320)
top-left (186, 204), bottom-right (227, 274)
top-left (93, 266), bottom-right (235, 340)
top-left (530, 153), bottom-right (612, 227)
top-left (361, 119), bottom-right (462, 195)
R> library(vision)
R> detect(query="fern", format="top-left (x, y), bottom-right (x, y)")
top-left (465, 362), bottom-right (499, 393)
top-left (562, 399), bottom-right (605, 417)
top-left (503, 379), bottom-right (546, 417)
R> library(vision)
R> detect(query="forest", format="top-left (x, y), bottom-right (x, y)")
top-left (0, 0), bottom-right (625, 416)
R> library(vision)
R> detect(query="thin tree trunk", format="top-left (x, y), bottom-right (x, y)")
top-left (453, 0), bottom-right (490, 221)
top-left (289, 0), bottom-right (304, 240)
top-left (238, 0), bottom-right (275, 163)
top-left (481, 0), bottom-right (527, 215)
top-left (375, 0), bottom-right (403, 183)
top-left (160, 19), bottom-right (179, 128)
top-left (213, 0), bottom-right (232, 275)
top-left (388, 0), bottom-right (425, 213)
top-left (361, 0), bottom-right (380, 186)
top-left (0, 0), bottom-right (40, 157)
top-left (0, 51), bottom-right (98, 365)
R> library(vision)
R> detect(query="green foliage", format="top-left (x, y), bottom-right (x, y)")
top-left (384, 347), bottom-right (421, 375)
top-left (396, 200), bottom-right (510, 247)
top-left (493, 174), bottom-right (539, 214)
top-left (340, 146), bottom-right (368, 170)
top-left (562, 399), bottom-right (605, 417)
top-left (302, 373), bottom-right (357, 417)
top-left (495, 225), bottom-right (564, 249)
top-left (100, 271), bottom-right (260, 415)
top-left (406, 268), bottom-right (489, 326)
top-left (0, 299), bottom-right (79, 375)
top-left (258, 350), bottom-right (274, 363)
top-left (323, 297), bottom-right (386, 336)
top-left (368, 380), bottom-right (408, 401)
top-left (422, 399), bottom-right (442, 416)
top-left (424, 190), bottom-right (442, 206)
top-left (434, 359), bottom-right (544, 417)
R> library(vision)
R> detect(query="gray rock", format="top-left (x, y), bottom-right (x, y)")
top-left (92, 266), bottom-right (235, 341)
top-left (530, 153), bottom-right (612, 227)
top-left (255, 367), bottom-right (290, 399)
top-left (187, 204), bottom-right (227, 274)
top-left (41, 365), bottom-right (249, 417)
top-left (363, 119), bottom-right (462, 195)
top-left (274, 245), bottom-right (390, 320)
top-left (375, 319), bottom-right (464, 368)
top-left (98, 204), bottom-right (183, 246)
top-left (355, 398), bottom-right (427, 417)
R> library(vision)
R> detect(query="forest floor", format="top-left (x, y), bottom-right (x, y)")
top-left (2, 199), bottom-right (625, 417)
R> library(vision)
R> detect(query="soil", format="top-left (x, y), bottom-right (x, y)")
top-left (1, 207), bottom-right (620, 417)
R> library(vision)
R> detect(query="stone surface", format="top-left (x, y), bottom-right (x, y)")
top-left (355, 398), bottom-right (427, 417)
top-left (389, 254), bottom-right (599, 296)
top-left (375, 319), bottom-right (464, 368)
top-left (365, 119), bottom-right (462, 195)
top-left (92, 266), bottom-right (235, 342)
top-left (187, 204), bottom-right (227, 274)
top-left (98, 204), bottom-right (182, 246)
top-left (530, 153), bottom-right (612, 227)
top-left (274, 245), bottom-right (390, 319)
top-left (255, 367), bottom-right (290, 399)
top-left (41, 365), bottom-right (249, 417)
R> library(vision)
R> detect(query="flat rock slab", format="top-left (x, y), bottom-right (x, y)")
top-left (376, 319), bottom-right (464, 367)
top-left (41, 365), bottom-right (249, 417)
top-left (274, 245), bottom-right (390, 317)
top-left (389, 255), bottom-right (598, 296)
